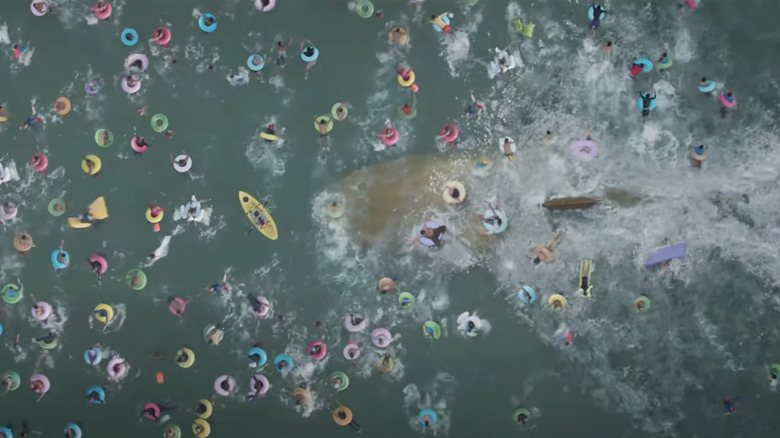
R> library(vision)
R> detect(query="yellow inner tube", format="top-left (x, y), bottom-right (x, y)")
top-left (442, 181), bottom-right (466, 205)
top-left (192, 419), bottom-right (211, 438)
top-left (176, 348), bottom-right (195, 369)
top-left (547, 294), bottom-right (568, 309)
top-left (145, 208), bottom-right (164, 224)
top-left (397, 71), bottom-right (416, 87)
top-left (196, 399), bottom-right (213, 419)
top-left (333, 406), bottom-right (353, 426)
top-left (54, 97), bottom-right (71, 115)
top-left (93, 303), bottom-right (114, 323)
top-left (81, 155), bottom-right (102, 175)
top-left (388, 26), bottom-right (408, 45)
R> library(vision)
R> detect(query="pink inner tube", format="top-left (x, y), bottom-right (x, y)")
top-left (439, 124), bottom-right (458, 143)
top-left (107, 357), bottom-right (129, 380)
top-left (380, 128), bottom-right (400, 146)
top-left (30, 0), bottom-right (48, 16)
top-left (92, 2), bottom-right (112, 20)
top-left (371, 328), bottom-right (392, 348)
top-left (254, 0), bottom-right (276, 12)
top-left (131, 136), bottom-right (148, 153)
top-left (31, 154), bottom-right (48, 173)
top-left (29, 374), bottom-right (50, 393)
top-left (121, 76), bottom-right (141, 94)
top-left (343, 342), bottom-right (360, 360)
top-left (344, 314), bottom-right (368, 332)
top-left (125, 53), bottom-right (149, 72)
top-left (153, 27), bottom-right (172, 46)
top-left (168, 297), bottom-right (187, 315)
top-left (571, 140), bottom-right (599, 161)
top-left (685, 0), bottom-right (698, 9)
top-left (143, 402), bottom-right (160, 420)
top-left (250, 374), bottom-right (269, 395)
top-left (307, 340), bottom-right (327, 360)
top-left (31, 301), bottom-right (52, 321)
top-left (719, 93), bottom-right (735, 108)
top-left (89, 254), bottom-right (108, 275)
top-left (254, 295), bottom-right (270, 318)
top-left (214, 374), bottom-right (236, 396)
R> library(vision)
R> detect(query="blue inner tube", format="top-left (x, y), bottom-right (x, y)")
top-left (698, 80), bottom-right (715, 93)
top-left (634, 58), bottom-right (653, 73)
top-left (432, 14), bottom-right (450, 32)
top-left (84, 347), bottom-right (102, 365)
top-left (636, 96), bottom-right (657, 112)
top-left (65, 423), bottom-right (82, 438)
top-left (273, 354), bottom-right (293, 372)
top-left (518, 286), bottom-right (537, 304)
top-left (198, 14), bottom-right (217, 33)
top-left (587, 5), bottom-right (605, 21)
top-left (248, 347), bottom-right (268, 367)
top-left (51, 249), bottom-right (70, 269)
top-left (418, 409), bottom-right (438, 425)
top-left (86, 385), bottom-right (106, 403)
top-left (121, 28), bottom-right (139, 47)
top-left (301, 47), bottom-right (319, 63)
top-left (0, 428), bottom-right (12, 438)
top-left (247, 54), bottom-right (265, 71)
top-left (481, 208), bottom-right (508, 234)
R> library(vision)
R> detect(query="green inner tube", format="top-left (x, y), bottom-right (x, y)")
top-left (48, 198), bottom-right (67, 216)
top-left (399, 292), bottom-right (415, 309)
top-left (633, 296), bottom-right (651, 312)
top-left (331, 103), bottom-right (348, 120)
top-left (398, 105), bottom-right (418, 120)
top-left (423, 321), bottom-right (441, 339)
top-left (203, 325), bottom-right (224, 344)
top-left (1, 284), bottom-right (23, 304)
top-left (152, 114), bottom-right (169, 133)
top-left (356, 0), bottom-right (374, 18)
top-left (314, 116), bottom-right (333, 133)
top-left (95, 129), bottom-right (114, 147)
top-left (125, 269), bottom-right (147, 290)
top-left (330, 371), bottom-right (350, 391)
top-left (164, 424), bottom-right (182, 438)
top-left (36, 336), bottom-right (59, 350)
top-left (2, 371), bottom-right (20, 391)
top-left (770, 364), bottom-right (780, 377)
top-left (512, 408), bottom-right (531, 423)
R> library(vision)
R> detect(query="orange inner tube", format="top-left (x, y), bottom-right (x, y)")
top-left (333, 406), bottom-right (353, 426)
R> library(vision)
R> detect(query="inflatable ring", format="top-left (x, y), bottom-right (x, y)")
top-left (246, 54), bottom-right (265, 72)
top-left (423, 321), bottom-right (441, 339)
top-left (634, 58), bottom-right (654, 73)
top-left (314, 115), bottom-right (333, 133)
top-left (719, 93), bottom-right (736, 108)
top-left (30, 0), bottom-right (49, 16)
top-left (254, 0), bottom-right (276, 12)
top-left (176, 348), bottom-right (195, 368)
top-left (698, 80), bottom-right (716, 93)
top-left (431, 14), bottom-right (451, 33)
top-left (397, 71), bottom-right (416, 87)
top-left (377, 354), bottom-right (394, 373)
top-left (273, 354), bottom-right (293, 372)
top-left (512, 408), bottom-right (531, 424)
top-left (192, 419), bottom-right (211, 438)
top-left (2, 371), bottom-right (20, 391)
top-left (371, 328), bottom-right (393, 347)
top-left (126, 269), bottom-right (147, 290)
top-left (325, 197), bottom-right (345, 218)
top-left (173, 155), bottom-right (192, 173)
top-left (331, 103), bottom-right (349, 121)
top-left (64, 423), bottom-right (82, 438)
top-left (198, 14), bottom-right (217, 33)
top-left (13, 233), bottom-right (34, 253)
top-left (84, 347), bottom-right (102, 365)
top-left (86, 385), bottom-right (105, 403)
top-left (196, 399), bottom-right (213, 419)
top-left (418, 409), bottom-right (438, 426)
top-left (307, 340), bottom-right (328, 360)
top-left (518, 286), bottom-right (536, 304)
top-left (51, 249), bottom-right (70, 269)
top-left (442, 181), bottom-right (466, 205)
top-left (146, 208), bottom-right (164, 224)
top-left (47, 198), bottom-right (67, 216)
top-left (85, 81), bottom-right (101, 95)
top-left (571, 140), bottom-right (598, 161)
top-left (356, 0), bottom-right (374, 18)
top-left (151, 114), bottom-right (169, 133)
top-left (333, 405), bottom-right (353, 426)
top-left (633, 295), bottom-right (650, 312)
top-left (343, 342), bottom-right (360, 360)
top-left (247, 346), bottom-right (268, 367)
top-left (89, 255), bottom-right (107, 276)
top-left (203, 325), bottom-right (223, 344)
top-left (657, 56), bottom-right (673, 70)
top-left (300, 46), bottom-right (319, 63)
top-left (214, 376), bottom-right (236, 396)
top-left (482, 207), bottom-right (508, 234)
top-left (587, 5), bottom-right (606, 21)
top-left (54, 97), bottom-right (71, 115)
top-left (35, 334), bottom-right (58, 350)
top-left (636, 96), bottom-right (657, 112)
top-left (388, 26), bottom-right (409, 45)
top-left (330, 371), bottom-right (350, 392)
top-left (81, 155), bottom-right (102, 175)
top-left (547, 294), bottom-right (568, 309)
top-left (93, 303), bottom-right (114, 324)
top-left (1, 283), bottom-right (23, 304)
top-left (164, 424), bottom-right (182, 438)
top-left (95, 129), bottom-right (114, 147)
top-left (690, 145), bottom-right (708, 161)
top-left (474, 159), bottom-right (493, 171)
top-left (121, 28), bottom-right (139, 46)
top-left (771, 364), bottom-right (780, 379)
top-left (399, 291), bottom-right (415, 309)
top-left (30, 373), bottom-right (50, 394)
top-left (398, 104), bottom-right (417, 120)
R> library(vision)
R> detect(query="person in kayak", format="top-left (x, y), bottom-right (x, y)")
top-left (252, 209), bottom-right (269, 229)
top-left (639, 92), bottom-right (656, 118)
top-left (263, 124), bottom-right (276, 141)
top-left (589, 5), bottom-right (606, 30)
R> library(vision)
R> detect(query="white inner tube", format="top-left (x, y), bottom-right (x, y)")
top-left (442, 181), bottom-right (466, 205)
top-left (491, 51), bottom-right (517, 74)
top-left (173, 155), bottom-right (192, 173)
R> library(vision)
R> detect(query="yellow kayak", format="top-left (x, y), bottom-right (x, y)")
top-left (238, 191), bottom-right (278, 240)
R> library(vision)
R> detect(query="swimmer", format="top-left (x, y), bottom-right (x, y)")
top-left (723, 397), bottom-right (736, 414)
top-left (375, 9), bottom-right (383, 18)
top-left (153, 28), bottom-right (168, 46)
top-left (464, 320), bottom-right (477, 335)
top-left (464, 92), bottom-right (483, 116)
top-left (130, 271), bottom-right (142, 288)
top-left (128, 59), bottom-right (144, 72)
top-left (530, 231), bottom-right (563, 264)
top-left (88, 256), bottom-right (104, 276)
top-left (720, 92), bottom-right (734, 118)
top-left (379, 278), bottom-right (396, 293)
top-left (252, 208), bottom-right (269, 228)
top-left (207, 326), bottom-right (224, 345)
top-left (388, 26), bottom-right (406, 45)
top-left (94, 1), bottom-right (109, 14)
top-left (248, 343), bottom-right (264, 367)
top-left (771, 368), bottom-right (778, 380)
top-left (300, 41), bottom-right (317, 80)
top-left (86, 345), bottom-right (100, 363)
top-left (589, 4), bottom-right (606, 31)
top-left (248, 295), bottom-right (271, 318)
top-left (209, 274), bottom-right (229, 295)
top-left (30, 377), bottom-right (47, 402)
top-left (30, 294), bottom-right (48, 319)
top-left (690, 142), bottom-right (707, 169)
top-left (634, 297), bottom-right (647, 312)
top-left (196, 401), bottom-right (210, 416)
top-left (137, 107), bottom-right (147, 116)
top-left (202, 14), bottom-right (216, 27)
top-left (314, 320), bottom-right (323, 330)
top-left (133, 136), bottom-right (150, 154)
top-left (545, 130), bottom-right (556, 143)
top-left (164, 427), bottom-right (177, 438)
top-left (193, 423), bottom-right (206, 436)
top-left (629, 61), bottom-right (643, 79)
top-left (249, 53), bottom-right (265, 73)
top-left (395, 64), bottom-right (413, 82)
top-left (294, 384), bottom-right (308, 405)
top-left (521, 289), bottom-right (533, 303)
top-left (331, 375), bottom-right (343, 389)
top-left (53, 98), bottom-right (68, 113)
top-left (602, 41), bottom-right (613, 57)
top-left (309, 343), bottom-right (322, 355)
top-left (429, 13), bottom-right (453, 33)
top-left (585, 125), bottom-right (592, 141)
top-left (699, 77), bottom-right (710, 90)
top-left (1, 375), bottom-right (11, 394)
top-left (165, 130), bottom-right (174, 139)
top-left (111, 359), bottom-right (128, 377)
top-left (276, 38), bottom-right (292, 67)
top-left (13, 44), bottom-right (29, 61)
top-left (501, 138), bottom-right (514, 158)
top-left (21, 105), bottom-right (43, 130)
top-left (175, 349), bottom-right (190, 364)
top-left (560, 330), bottom-right (572, 345)
top-left (0, 202), bottom-right (18, 224)
top-left (409, 213), bottom-right (447, 247)
top-left (0, 106), bottom-right (7, 120)
top-left (639, 92), bottom-right (656, 118)
top-left (317, 118), bottom-right (330, 139)
top-left (440, 124), bottom-right (457, 145)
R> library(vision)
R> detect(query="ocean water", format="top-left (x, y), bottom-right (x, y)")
top-left (1, 1), bottom-right (780, 437)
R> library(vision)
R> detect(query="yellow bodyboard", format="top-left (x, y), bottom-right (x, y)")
top-left (260, 132), bottom-right (278, 141)
top-left (89, 197), bottom-right (108, 220)
top-left (238, 191), bottom-right (278, 240)
top-left (68, 217), bottom-right (92, 229)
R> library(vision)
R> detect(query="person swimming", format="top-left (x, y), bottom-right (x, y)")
top-left (317, 118), bottom-right (330, 139)
top-left (209, 274), bottom-right (229, 295)
top-left (22, 105), bottom-right (42, 129)
top-left (464, 92), bottom-right (483, 116)
top-left (590, 4), bottom-right (606, 30)
top-left (602, 41), bottom-right (613, 57)
top-left (639, 92), bottom-right (656, 118)
top-left (723, 397), bottom-right (736, 414)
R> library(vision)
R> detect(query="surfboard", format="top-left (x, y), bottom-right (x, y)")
top-left (67, 218), bottom-right (92, 229)
top-left (644, 243), bottom-right (686, 267)
top-left (542, 197), bottom-right (598, 210)
top-left (578, 259), bottom-right (593, 298)
top-left (260, 132), bottom-right (278, 141)
top-left (238, 191), bottom-right (278, 240)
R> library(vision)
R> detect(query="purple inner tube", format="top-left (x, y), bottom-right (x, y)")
top-left (571, 140), bottom-right (598, 161)
top-left (418, 221), bottom-right (440, 247)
